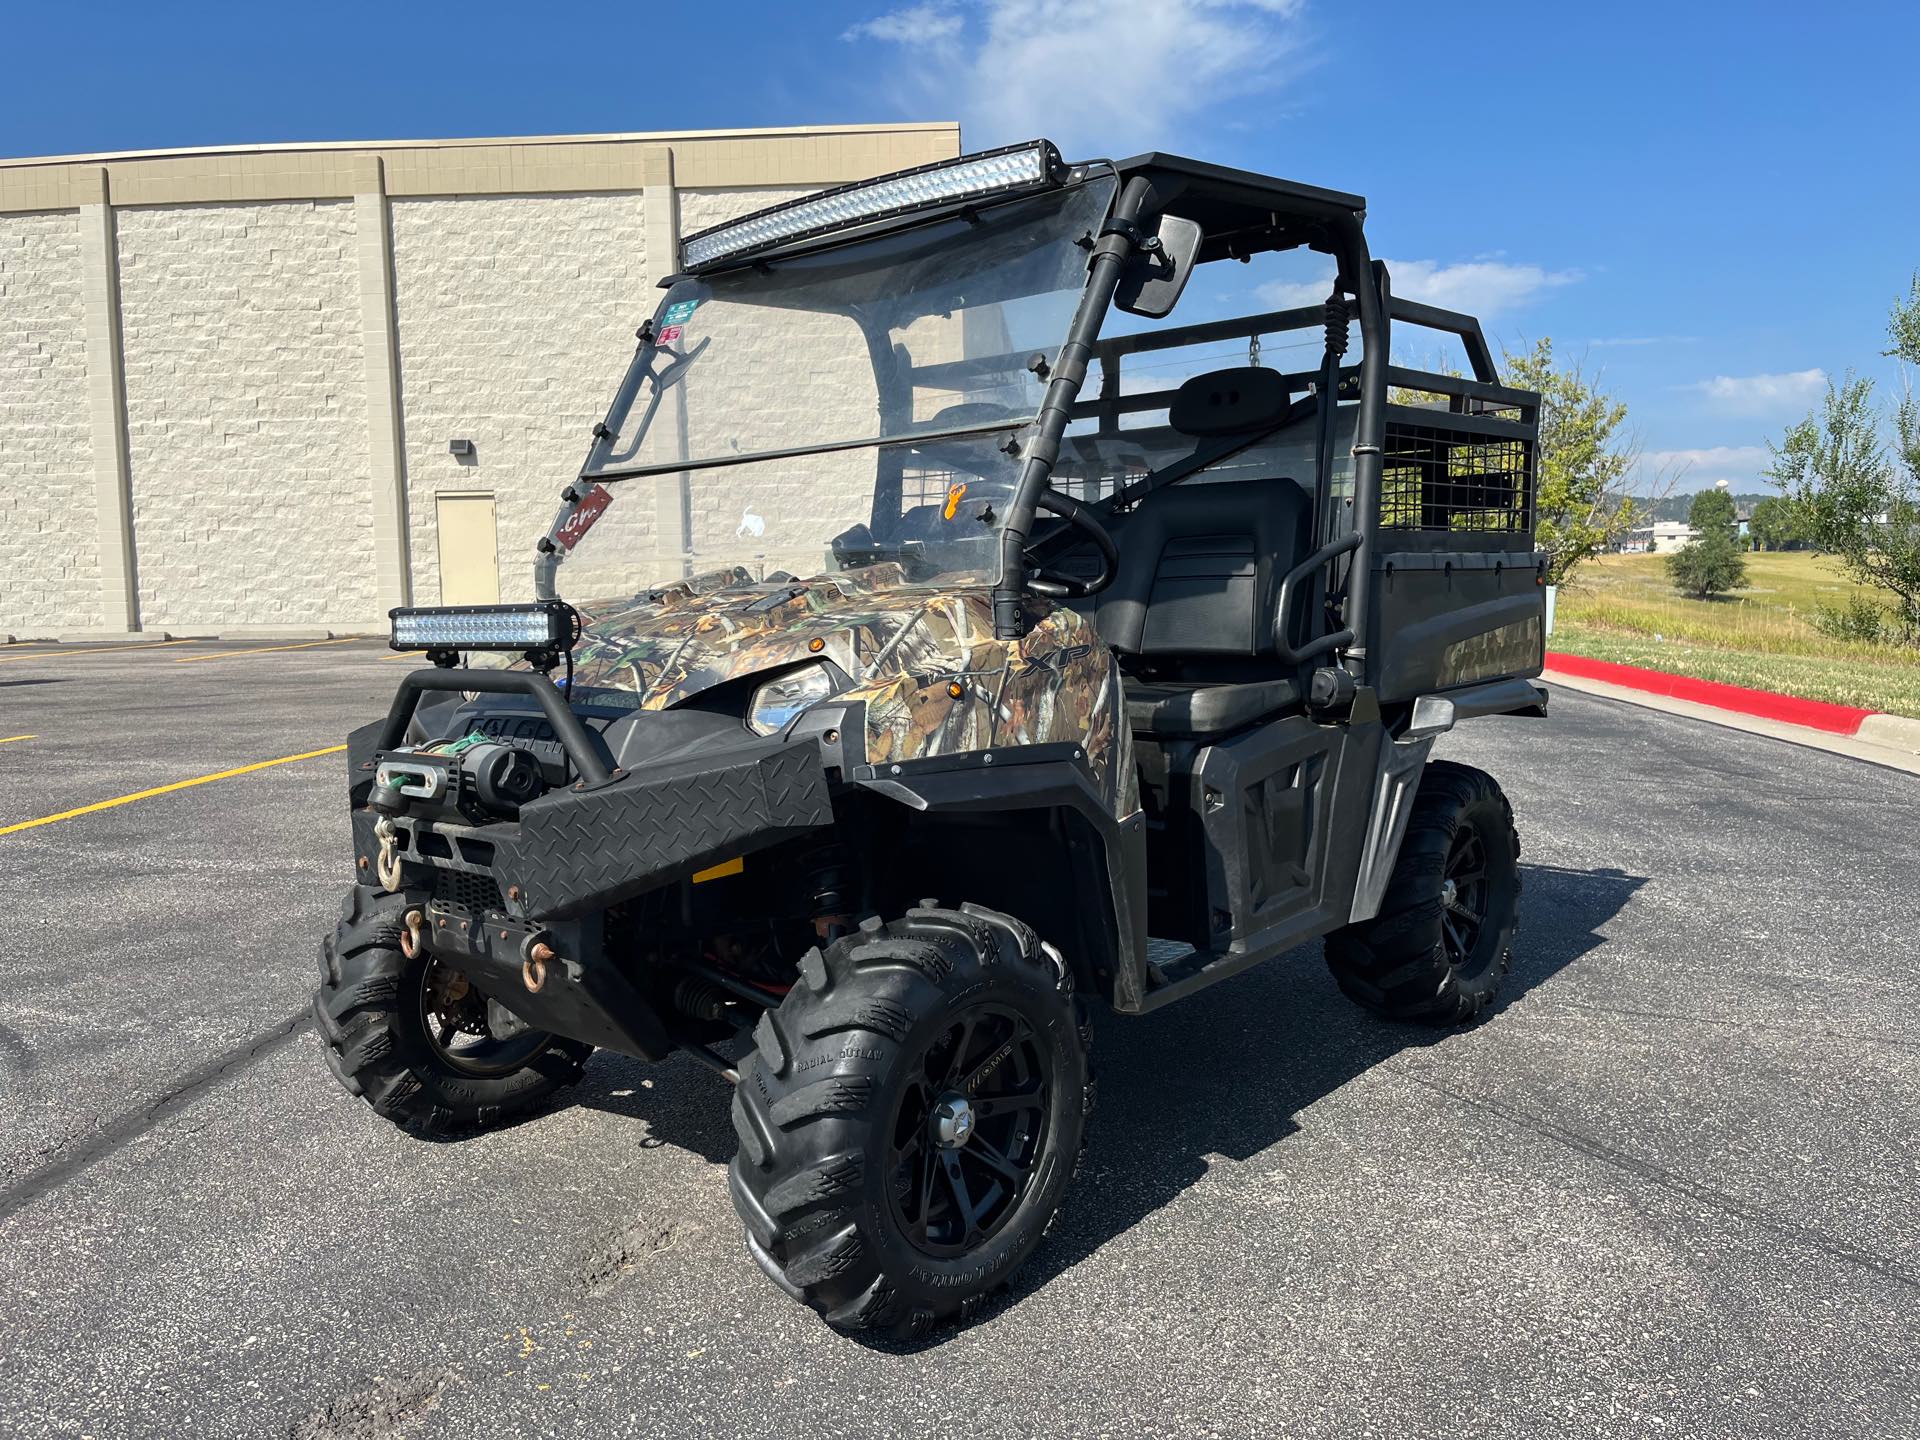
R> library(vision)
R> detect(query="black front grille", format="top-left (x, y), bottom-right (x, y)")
top-left (432, 868), bottom-right (504, 913)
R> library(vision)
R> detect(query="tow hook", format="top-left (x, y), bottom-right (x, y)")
top-left (374, 815), bottom-right (405, 893)
top-left (523, 939), bottom-right (556, 994)
top-left (399, 908), bottom-right (428, 959)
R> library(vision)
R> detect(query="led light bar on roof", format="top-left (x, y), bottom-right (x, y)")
top-left (681, 141), bottom-right (1060, 270)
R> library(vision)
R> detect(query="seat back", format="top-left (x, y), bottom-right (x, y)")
top-left (1088, 478), bottom-right (1310, 668)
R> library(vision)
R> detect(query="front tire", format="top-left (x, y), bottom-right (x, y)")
top-left (728, 904), bottom-right (1092, 1341)
top-left (313, 886), bottom-right (592, 1135)
top-left (1325, 760), bottom-right (1521, 1025)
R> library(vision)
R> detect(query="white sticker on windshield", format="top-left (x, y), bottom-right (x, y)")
top-left (737, 509), bottom-right (766, 539)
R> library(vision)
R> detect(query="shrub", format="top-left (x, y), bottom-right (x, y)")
top-left (1667, 531), bottom-right (1748, 599)
top-left (1810, 594), bottom-right (1893, 644)
top-left (1766, 276), bottom-right (1920, 648)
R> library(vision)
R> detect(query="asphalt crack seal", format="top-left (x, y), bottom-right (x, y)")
top-left (288, 1368), bottom-right (457, 1440)
top-left (0, 1010), bottom-right (310, 1223)
top-left (1399, 1067), bottom-right (1920, 1294)
top-left (577, 1217), bottom-right (702, 1297)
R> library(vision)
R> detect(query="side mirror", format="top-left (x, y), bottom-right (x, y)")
top-left (1114, 214), bottom-right (1203, 319)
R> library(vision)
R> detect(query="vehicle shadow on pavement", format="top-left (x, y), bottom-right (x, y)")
top-left (571, 1050), bottom-right (744, 1163)
top-left (562, 862), bottom-right (1645, 1346)
top-left (972, 860), bottom-right (1648, 1339)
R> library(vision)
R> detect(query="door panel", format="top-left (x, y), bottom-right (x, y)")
top-left (436, 492), bottom-right (500, 606)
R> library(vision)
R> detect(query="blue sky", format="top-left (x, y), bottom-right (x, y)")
top-left (9, 0), bottom-right (1917, 494)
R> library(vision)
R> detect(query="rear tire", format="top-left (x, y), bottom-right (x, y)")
top-left (728, 903), bottom-right (1091, 1341)
top-left (312, 886), bottom-right (592, 1135)
top-left (1325, 760), bottom-right (1521, 1025)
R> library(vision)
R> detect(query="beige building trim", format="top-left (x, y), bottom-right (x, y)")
top-left (0, 162), bottom-right (102, 214)
top-left (354, 156), bottom-right (411, 612)
top-left (75, 171), bottom-right (139, 636)
top-left (0, 123), bottom-right (962, 214)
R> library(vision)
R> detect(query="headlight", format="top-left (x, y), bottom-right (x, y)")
top-left (748, 663), bottom-right (837, 736)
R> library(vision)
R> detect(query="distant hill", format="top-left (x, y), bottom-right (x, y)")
top-left (1644, 491), bottom-right (1773, 522)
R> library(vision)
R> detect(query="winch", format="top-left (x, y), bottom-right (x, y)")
top-left (371, 731), bottom-right (546, 822)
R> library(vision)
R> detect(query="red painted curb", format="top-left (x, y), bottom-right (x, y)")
top-left (1543, 650), bottom-right (1874, 736)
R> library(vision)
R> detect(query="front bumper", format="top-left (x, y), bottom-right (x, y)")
top-left (346, 714), bottom-right (835, 1059)
top-left (350, 728), bottom-right (833, 921)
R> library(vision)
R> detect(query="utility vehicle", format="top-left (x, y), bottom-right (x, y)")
top-left (316, 140), bottom-right (1549, 1339)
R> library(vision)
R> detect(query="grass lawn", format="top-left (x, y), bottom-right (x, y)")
top-left (1551, 551), bottom-right (1920, 719)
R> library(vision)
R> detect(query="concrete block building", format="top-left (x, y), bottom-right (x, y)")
top-left (0, 123), bottom-right (961, 639)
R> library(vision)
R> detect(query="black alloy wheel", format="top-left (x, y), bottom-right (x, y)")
top-left (314, 886), bottom-right (592, 1134)
top-left (417, 959), bottom-right (555, 1078)
top-left (886, 1006), bottom-right (1050, 1257)
top-left (1324, 760), bottom-right (1522, 1025)
top-left (729, 903), bottom-right (1092, 1342)
top-left (1438, 827), bottom-right (1490, 971)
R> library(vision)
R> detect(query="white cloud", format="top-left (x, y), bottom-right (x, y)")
top-left (1643, 445), bottom-right (1773, 487)
top-left (1258, 258), bottom-right (1580, 317)
top-left (842, 4), bottom-right (963, 44)
top-left (1256, 270), bottom-right (1339, 309)
top-left (1384, 260), bottom-right (1582, 316)
top-left (1589, 334), bottom-right (1699, 348)
top-left (838, 0), bottom-right (1311, 154)
top-left (1685, 368), bottom-right (1826, 415)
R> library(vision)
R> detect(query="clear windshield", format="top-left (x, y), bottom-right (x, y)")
top-left (553, 178), bottom-right (1116, 603)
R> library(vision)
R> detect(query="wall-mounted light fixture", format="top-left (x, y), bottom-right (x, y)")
top-left (448, 438), bottom-right (475, 458)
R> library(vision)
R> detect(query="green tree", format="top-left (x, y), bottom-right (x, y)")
top-left (1766, 299), bottom-right (1920, 642)
top-left (1748, 495), bottom-right (1809, 551)
top-left (1666, 487), bottom-right (1749, 598)
top-left (1887, 271), bottom-right (1920, 363)
top-left (1688, 486), bottom-right (1738, 539)
top-left (1500, 337), bottom-right (1642, 584)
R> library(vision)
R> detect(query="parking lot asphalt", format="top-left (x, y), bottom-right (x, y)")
top-left (1, 640), bottom-right (1916, 1439)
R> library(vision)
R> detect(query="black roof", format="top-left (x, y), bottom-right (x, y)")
top-left (1114, 152), bottom-right (1365, 214)
top-left (1109, 151), bottom-right (1366, 263)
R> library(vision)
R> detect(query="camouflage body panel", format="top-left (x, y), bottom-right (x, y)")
top-left (569, 565), bottom-right (1131, 814)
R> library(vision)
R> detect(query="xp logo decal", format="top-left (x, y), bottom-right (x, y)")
top-left (1021, 643), bottom-right (1093, 676)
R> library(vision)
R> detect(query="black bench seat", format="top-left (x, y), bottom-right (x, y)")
top-left (1124, 677), bottom-right (1302, 738)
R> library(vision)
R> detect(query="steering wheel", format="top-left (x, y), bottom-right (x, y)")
top-left (1025, 489), bottom-right (1119, 599)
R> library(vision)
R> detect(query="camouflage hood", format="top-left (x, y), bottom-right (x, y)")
top-left (568, 563), bottom-right (1130, 804)
top-left (571, 563), bottom-right (950, 709)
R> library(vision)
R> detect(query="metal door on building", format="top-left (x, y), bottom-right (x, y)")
top-left (435, 492), bottom-right (500, 606)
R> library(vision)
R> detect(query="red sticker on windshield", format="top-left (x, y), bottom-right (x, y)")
top-left (554, 483), bottom-right (612, 551)
top-left (657, 324), bottom-right (684, 344)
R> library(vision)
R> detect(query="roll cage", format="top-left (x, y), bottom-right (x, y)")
top-left (586, 143), bottom-right (1540, 688)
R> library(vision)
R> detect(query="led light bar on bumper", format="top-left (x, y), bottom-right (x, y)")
top-left (680, 140), bottom-right (1061, 270)
top-left (389, 600), bottom-right (580, 653)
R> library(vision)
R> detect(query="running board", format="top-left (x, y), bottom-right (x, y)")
top-left (1130, 908), bottom-right (1336, 1013)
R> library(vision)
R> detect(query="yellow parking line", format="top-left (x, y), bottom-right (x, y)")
top-left (0, 744), bottom-right (347, 837)
top-left (173, 637), bottom-right (357, 664)
top-left (0, 639), bottom-right (195, 664)
top-left (0, 735), bottom-right (35, 745)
